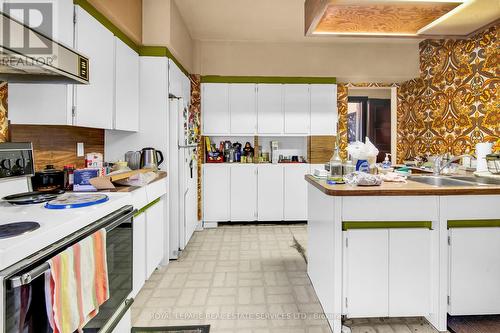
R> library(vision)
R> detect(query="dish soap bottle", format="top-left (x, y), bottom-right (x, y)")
top-left (382, 153), bottom-right (392, 169)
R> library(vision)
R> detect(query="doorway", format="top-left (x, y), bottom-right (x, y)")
top-left (347, 88), bottom-right (394, 163)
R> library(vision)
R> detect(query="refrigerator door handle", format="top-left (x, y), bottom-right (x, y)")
top-left (178, 144), bottom-right (199, 149)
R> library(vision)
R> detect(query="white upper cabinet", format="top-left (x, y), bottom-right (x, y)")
top-left (311, 84), bottom-right (337, 135)
top-left (202, 83), bottom-right (230, 135)
top-left (74, 5), bottom-right (115, 129)
top-left (284, 84), bottom-right (310, 134)
top-left (230, 84), bottom-right (257, 135)
top-left (7, 0), bottom-right (74, 126)
top-left (114, 37), bottom-right (139, 132)
top-left (257, 84), bottom-right (284, 134)
top-left (169, 59), bottom-right (183, 98)
top-left (258, 164), bottom-right (284, 221)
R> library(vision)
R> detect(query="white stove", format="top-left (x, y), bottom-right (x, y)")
top-left (0, 192), bottom-right (132, 270)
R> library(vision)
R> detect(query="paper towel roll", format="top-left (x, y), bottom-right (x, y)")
top-left (476, 142), bottom-right (493, 172)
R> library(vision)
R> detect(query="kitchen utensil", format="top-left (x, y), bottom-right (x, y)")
top-left (45, 193), bottom-right (109, 209)
top-left (125, 151), bottom-right (141, 170)
top-left (140, 147), bottom-right (164, 170)
top-left (31, 165), bottom-right (65, 192)
top-left (486, 153), bottom-right (500, 174)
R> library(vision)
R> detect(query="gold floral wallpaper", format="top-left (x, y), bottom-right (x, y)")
top-left (0, 82), bottom-right (7, 142)
top-left (397, 23), bottom-right (499, 161)
top-left (190, 74), bottom-right (203, 221)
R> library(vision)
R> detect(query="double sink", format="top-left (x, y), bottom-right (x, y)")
top-left (408, 175), bottom-right (500, 187)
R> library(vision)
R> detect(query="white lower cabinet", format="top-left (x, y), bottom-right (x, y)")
top-left (202, 164), bottom-right (309, 223)
top-left (449, 227), bottom-right (500, 315)
top-left (145, 197), bottom-right (165, 278)
top-left (346, 229), bottom-right (389, 318)
top-left (389, 229), bottom-right (430, 316)
top-left (203, 164), bottom-right (230, 222)
top-left (258, 164), bottom-right (284, 221)
top-left (132, 212), bottom-right (146, 297)
top-left (345, 227), bottom-right (431, 318)
top-left (284, 164), bottom-right (309, 220)
top-left (230, 165), bottom-right (258, 221)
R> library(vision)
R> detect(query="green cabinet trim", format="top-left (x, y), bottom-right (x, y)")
top-left (448, 219), bottom-right (500, 229)
top-left (201, 76), bottom-right (337, 84)
top-left (134, 198), bottom-right (161, 218)
top-left (74, 0), bottom-right (190, 76)
top-left (342, 221), bottom-right (433, 231)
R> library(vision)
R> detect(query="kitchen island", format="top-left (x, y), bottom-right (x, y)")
top-left (305, 175), bottom-right (500, 333)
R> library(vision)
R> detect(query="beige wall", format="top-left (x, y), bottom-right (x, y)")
top-left (88, 0), bottom-right (142, 45)
top-left (143, 0), bottom-right (194, 71)
top-left (193, 40), bottom-right (420, 82)
top-left (348, 88), bottom-right (392, 99)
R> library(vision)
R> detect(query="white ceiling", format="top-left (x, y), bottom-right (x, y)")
top-left (174, 0), bottom-right (499, 43)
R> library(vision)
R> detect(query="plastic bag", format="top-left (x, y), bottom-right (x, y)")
top-left (344, 172), bottom-right (382, 186)
top-left (347, 137), bottom-right (379, 165)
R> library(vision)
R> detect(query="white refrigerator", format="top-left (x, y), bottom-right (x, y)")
top-left (168, 97), bottom-right (199, 259)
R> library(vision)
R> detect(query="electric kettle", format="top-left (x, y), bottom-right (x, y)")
top-left (140, 147), bottom-right (164, 170)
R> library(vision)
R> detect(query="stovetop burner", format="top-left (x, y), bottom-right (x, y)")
top-left (0, 222), bottom-right (40, 239)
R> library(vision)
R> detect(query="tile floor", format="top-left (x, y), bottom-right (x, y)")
top-left (131, 224), bottom-right (443, 333)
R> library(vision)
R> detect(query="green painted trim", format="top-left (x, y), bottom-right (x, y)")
top-left (74, 0), bottom-right (140, 53)
top-left (74, 0), bottom-right (190, 76)
top-left (201, 76), bottom-right (337, 84)
top-left (138, 46), bottom-right (190, 77)
top-left (342, 221), bottom-right (433, 231)
top-left (138, 46), bottom-right (168, 57)
top-left (448, 219), bottom-right (500, 229)
top-left (134, 198), bottom-right (161, 217)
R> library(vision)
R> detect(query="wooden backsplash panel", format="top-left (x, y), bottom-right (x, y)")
top-left (308, 135), bottom-right (336, 164)
top-left (9, 125), bottom-right (104, 171)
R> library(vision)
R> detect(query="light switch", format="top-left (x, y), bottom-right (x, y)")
top-left (77, 142), bottom-right (84, 157)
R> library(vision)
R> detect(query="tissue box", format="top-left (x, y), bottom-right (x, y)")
top-left (86, 152), bottom-right (103, 168)
top-left (73, 168), bottom-right (99, 192)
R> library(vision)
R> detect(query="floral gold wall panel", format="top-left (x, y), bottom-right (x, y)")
top-left (398, 23), bottom-right (499, 162)
top-left (0, 82), bottom-right (7, 143)
top-left (190, 74), bottom-right (202, 221)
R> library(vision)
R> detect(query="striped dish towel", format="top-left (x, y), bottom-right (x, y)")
top-left (45, 229), bottom-right (110, 333)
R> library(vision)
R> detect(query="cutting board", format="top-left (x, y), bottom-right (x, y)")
top-left (90, 168), bottom-right (153, 190)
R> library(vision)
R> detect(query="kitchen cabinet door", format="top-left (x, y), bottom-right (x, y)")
top-left (310, 84), bottom-right (337, 135)
top-left (7, 0), bottom-right (75, 126)
top-left (230, 84), bottom-right (257, 134)
top-left (346, 229), bottom-right (389, 318)
top-left (258, 164), bottom-right (284, 221)
top-left (449, 227), bottom-right (500, 315)
top-left (202, 83), bottom-right (229, 135)
top-left (284, 84), bottom-right (310, 134)
top-left (74, 5), bottom-right (115, 129)
top-left (257, 84), bottom-right (284, 134)
top-left (203, 164), bottom-right (230, 222)
top-left (230, 165), bottom-right (257, 221)
top-left (284, 164), bottom-right (309, 220)
top-left (145, 197), bottom-right (165, 278)
top-left (132, 212), bottom-right (146, 296)
top-left (389, 229), bottom-right (430, 317)
top-left (114, 37), bottom-right (139, 131)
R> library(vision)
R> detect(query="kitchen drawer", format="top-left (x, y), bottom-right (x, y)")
top-left (146, 177), bottom-right (167, 201)
top-left (342, 196), bottom-right (439, 221)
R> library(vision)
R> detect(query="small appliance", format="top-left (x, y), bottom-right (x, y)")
top-left (140, 147), bottom-right (164, 170)
top-left (271, 141), bottom-right (279, 164)
top-left (31, 165), bottom-right (65, 192)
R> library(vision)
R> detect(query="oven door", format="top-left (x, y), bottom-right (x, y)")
top-left (1, 205), bottom-right (134, 333)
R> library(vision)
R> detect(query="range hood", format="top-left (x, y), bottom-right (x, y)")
top-left (0, 12), bottom-right (89, 84)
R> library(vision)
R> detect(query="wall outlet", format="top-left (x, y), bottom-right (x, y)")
top-left (77, 142), bottom-right (84, 157)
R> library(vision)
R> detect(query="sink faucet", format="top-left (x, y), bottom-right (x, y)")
top-left (433, 154), bottom-right (474, 175)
